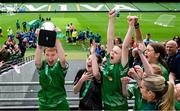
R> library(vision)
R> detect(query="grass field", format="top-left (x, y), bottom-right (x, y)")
top-left (0, 12), bottom-right (180, 59)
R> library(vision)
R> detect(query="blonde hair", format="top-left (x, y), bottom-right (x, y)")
top-left (143, 75), bottom-right (175, 111)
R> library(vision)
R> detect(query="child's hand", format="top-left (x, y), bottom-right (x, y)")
top-left (35, 28), bottom-right (40, 37)
top-left (90, 42), bottom-right (96, 54)
top-left (128, 67), bottom-right (142, 81)
top-left (121, 77), bottom-right (130, 85)
top-left (127, 16), bottom-right (138, 27)
top-left (108, 9), bottom-right (116, 19)
top-left (137, 42), bottom-right (146, 54)
top-left (134, 65), bottom-right (144, 78)
top-left (80, 71), bottom-right (93, 82)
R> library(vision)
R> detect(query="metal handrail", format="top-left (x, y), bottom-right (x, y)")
top-left (0, 90), bottom-right (74, 93)
top-left (0, 80), bottom-right (136, 110)
top-left (0, 55), bottom-right (35, 74)
top-left (0, 81), bottom-right (74, 86)
top-left (0, 80), bottom-right (136, 86)
top-left (0, 97), bottom-right (80, 102)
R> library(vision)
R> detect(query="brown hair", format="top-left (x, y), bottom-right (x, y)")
top-left (149, 43), bottom-right (167, 69)
top-left (44, 47), bottom-right (57, 53)
top-left (0, 48), bottom-right (10, 62)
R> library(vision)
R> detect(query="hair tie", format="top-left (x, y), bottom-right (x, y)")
top-left (165, 81), bottom-right (168, 86)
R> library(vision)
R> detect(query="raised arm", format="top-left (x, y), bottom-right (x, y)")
top-left (35, 29), bottom-right (43, 68)
top-left (55, 39), bottom-right (66, 68)
top-left (137, 42), bottom-right (153, 75)
top-left (134, 17), bottom-right (143, 43)
top-left (55, 27), bottom-right (67, 68)
top-left (107, 10), bottom-right (115, 54)
top-left (121, 16), bottom-right (134, 67)
top-left (73, 71), bottom-right (86, 94)
top-left (91, 44), bottom-right (101, 81)
top-left (35, 45), bottom-right (43, 68)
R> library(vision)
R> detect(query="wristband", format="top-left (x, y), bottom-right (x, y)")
top-left (134, 23), bottom-right (139, 29)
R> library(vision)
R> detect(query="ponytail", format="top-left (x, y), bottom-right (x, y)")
top-left (160, 81), bottom-right (175, 111)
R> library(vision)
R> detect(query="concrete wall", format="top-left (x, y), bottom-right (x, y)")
top-left (0, 60), bottom-right (36, 105)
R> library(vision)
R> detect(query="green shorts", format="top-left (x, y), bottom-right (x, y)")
top-left (39, 99), bottom-right (69, 111)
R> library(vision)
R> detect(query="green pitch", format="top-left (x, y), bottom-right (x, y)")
top-left (0, 12), bottom-right (180, 59)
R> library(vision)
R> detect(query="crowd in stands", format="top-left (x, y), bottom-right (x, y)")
top-left (0, 18), bottom-right (39, 65)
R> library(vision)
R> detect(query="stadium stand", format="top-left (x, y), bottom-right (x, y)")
top-left (0, 3), bottom-right (180, 13)
top-left (0, 0), bottom-right (179, 3)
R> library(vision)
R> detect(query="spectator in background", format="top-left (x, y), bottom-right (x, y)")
top-left (0, 26), bottom-right (2, 37)
top-left (100, 45), bottom-right (106, 58)
top-left (65, 24), bottom-right (70, 37)
top-left (78, 30), bottom-right (83, 41)
top-left (86, 27), bottom-right (90, 38)
top-left (69, 23), bottom-right (75, 37)
top-left (165, 40), bottom-right (179, 72)
top-left (72, 29), bottom-right (78, 44)
top-left (7, 27), bottom-right (13, 38)
top-left (4, 37), bottom-right (16, 51)
top-left (89, 32), bottom-right (94, 40)
top-left (16, 31), bottom-right (26, 57)
top-left (131, 48), bottom-right (142, 67)
top-left (22, 21), bottom-right (27, 32)
top-left (143, 33), bottom-right (153, 46)
top-left (78, 31), bottom-right (86, 51)
top-left (95, 33), bottom-right (101, 43)
top-left (0, 47), bottom-right (11, 62)
top-left (95, 44), bottom-right (101, 56)
top-left (166, 40), bottom-right (180, 85)
top-left (173, 35), bottom-right (180, 51)
top-left (16, 19), bottom-right (20, 30)
top-left (128, 37), bottom-right (137, 68)
top-left (113, 37), bottom-right (123, 46)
